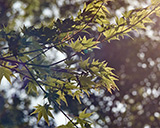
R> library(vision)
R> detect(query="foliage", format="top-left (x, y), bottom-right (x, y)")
top-left (0, 0), bottom-right (160, 127)
top-left (85, 36), bottom-right (160, 128)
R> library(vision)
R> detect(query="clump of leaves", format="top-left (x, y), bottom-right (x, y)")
top-left (0, 0), bottom-right (160, 127)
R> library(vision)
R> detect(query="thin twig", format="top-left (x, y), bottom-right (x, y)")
top-left (20, 59), bottom-right (48, 94)
top-left (101, 3), bottom-right (160, 42)
top-left (14, 59), bottom-right (79, 127)
top-left (52, 100), bottom-right (79, 128)
top-left (2, 48), bottom-right (45, 59)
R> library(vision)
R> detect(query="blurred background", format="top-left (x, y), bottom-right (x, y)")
top-left (0, 0), bottom-right (160, 128)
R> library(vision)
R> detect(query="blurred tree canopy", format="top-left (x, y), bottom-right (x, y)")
top-left (0, 0), bottom-right (160, 128)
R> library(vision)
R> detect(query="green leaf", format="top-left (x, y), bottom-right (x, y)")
top-left (79, 108), bottom-right (93, 119)
top-left (31, 104), bottom-right (54, 126)
top-left (76, 94), bottom-right (82, 104)
top-left (0, 66), bottom-right (14, 85)
top-left (27, 81), bottom-right (38, 95)
top-left (79, 76), bottom-right (94, 88)
top-left (57, 90), bottom-right (68, 106)
top-left (79, 58), bottom-right (90, 70)
top-left (73, 90), bottom-right (83, 104)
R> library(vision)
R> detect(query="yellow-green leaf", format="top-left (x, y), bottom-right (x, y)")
top-left (30, 104), bottom-right (53, 126)
top-left (57, 90), bottom-right (68, 106)
top-left (0, 66), bottom-right (13, 85)
top-left (27, 81), bottom-right (38, 95)
top-left (48, 110), bottom-right (54, 119)
top-left (79, 108), bottom-right (93, 119)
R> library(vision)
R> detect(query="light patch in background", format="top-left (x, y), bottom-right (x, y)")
top-left (54, 112), bottom-right (69, 126)
top-left (12, 1), bottom-right (25, 15)
top-left (43, 8), bottom-right (53, 18)
top-left (126, 0), bottom-right (151, 10)
top-left (52, 5), bottom-right (60, 19)
top-left (45, 47), bottom-right (66, 63)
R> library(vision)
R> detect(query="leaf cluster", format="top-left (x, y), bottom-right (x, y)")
top-left (0, 0), bottom-right (160, 127)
